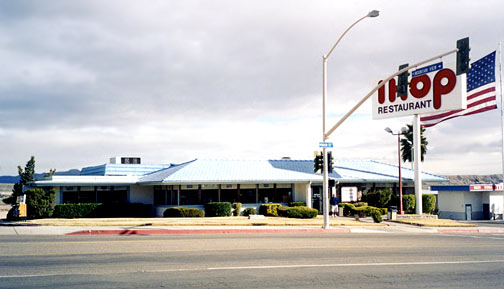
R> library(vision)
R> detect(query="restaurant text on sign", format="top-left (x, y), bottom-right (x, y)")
top-left (372, 63), bottom-right (467, 119)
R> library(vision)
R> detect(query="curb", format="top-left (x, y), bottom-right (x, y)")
top-left (66, 228), bottom-right (351, 235)
top-left (438, 228), bottom-right (504, 234)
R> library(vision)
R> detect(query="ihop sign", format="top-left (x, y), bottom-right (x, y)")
top-left (372, 62), bottom-right (467, 119)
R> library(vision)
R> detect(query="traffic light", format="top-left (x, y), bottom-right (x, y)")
top-left (313, 151), bottom-right (323, 173)
top-left (396, 63), bottom-right (409, 99)
top-left (456, 37), bottom-right (470, 75)
top-left (327, 151), bottom-right (334, 174)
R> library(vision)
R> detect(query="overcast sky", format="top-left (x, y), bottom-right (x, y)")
top-left (0, 0), bottom-right (503, 176)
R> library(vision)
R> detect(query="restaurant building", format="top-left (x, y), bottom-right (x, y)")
top-left (34, 157), bottom-right (447, 216)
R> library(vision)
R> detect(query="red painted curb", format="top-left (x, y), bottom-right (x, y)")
top-left (66, 228), bottom-right (350, 236)
top-left (438, 229), bottom-right (504, 234)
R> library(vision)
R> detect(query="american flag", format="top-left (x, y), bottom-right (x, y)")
top-left (421, 51), bottom-right (497, 128)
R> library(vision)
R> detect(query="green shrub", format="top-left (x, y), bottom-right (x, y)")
top-left (277, 206), bottom-right (288, 217)
top-left (25, 188), bottom-right (56, 218)
top-left (277, 206), bottom-right (318, 218)
top-left (52, 203), bottom-right (153, 218)
top-left (352, 206), bottom-right (368, 218)
top-left (389, 193), bottom-right (399, 208)
top-left (259, 204), bottom-right (282, 216)
top-left (232, 202), bottom-right (242, 216)
top-left (364, 206), bottom-right (387, 216)
top-left (354, 202), bottom-right (368, 207)
top-left (369, 208), bottom-right (383, 223)
top-left (288, 202), bottom-right (306, 207)
top-left (402, 195), bottom-right (416, 213)
top-left (242, 207), bottom-right (257, 216)
top-left (340, 203), bottom-right (356, 216)
top-left (52, 203), bottom-right (101, 218)
top-left (163, 207), bottom-right (204, 217)
top-left (364, 189), bottom-right (392, 208)
top-left (205, 202), bottom-right (232, 217)
top-left (422, 194), bottom-right (437, 214)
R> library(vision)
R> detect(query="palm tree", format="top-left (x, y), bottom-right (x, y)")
top-left (400, 124), bottom-right (428, 163)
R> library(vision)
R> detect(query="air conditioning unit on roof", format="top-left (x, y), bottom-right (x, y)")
top-left (110, 157), bottom-right (141, 164)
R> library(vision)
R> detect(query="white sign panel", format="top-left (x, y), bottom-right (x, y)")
top-left (372, 63), bottom-right (467, 119)
top-left (490, 195), bottom-right (503, 215)
top-left (341, 186), bottom-right (358, 203)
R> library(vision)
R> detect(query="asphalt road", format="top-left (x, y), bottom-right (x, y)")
top-left (1, 233), bottom-right (504, 288)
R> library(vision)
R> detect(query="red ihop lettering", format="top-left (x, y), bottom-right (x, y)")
top-left (377, 68), bottom-right (457, 110)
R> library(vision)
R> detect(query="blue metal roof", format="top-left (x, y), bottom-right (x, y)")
top-left (81, 163), bottom-right (172, 176)
top-left (136, 159), bottom-right (447, 184)
top-left (139, 159), bottom-right (322, 184)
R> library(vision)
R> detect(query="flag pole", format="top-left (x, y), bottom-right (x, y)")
top-left (499, 43), bottom-right (504, 186)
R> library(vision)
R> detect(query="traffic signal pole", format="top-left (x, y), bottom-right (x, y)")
top-left (322, 147), bottom-right (329, 229)
top-left (322, 53), bottom-right (330, 229)
top-left (324, 48), bottom-right (457, 140)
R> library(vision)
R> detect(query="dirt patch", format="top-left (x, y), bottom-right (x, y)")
top-left (15, 216), bottom-right (385, 227)
top-left (391, 218), bottom-right (477, 227)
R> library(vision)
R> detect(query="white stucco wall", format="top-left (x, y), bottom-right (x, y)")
top-left (439, 190), bottom-right (487, 220)
top-left (129, 186), bottom-right (153, 204)
top-left (464, 191), bottom-right (483, 213)
top-left (438, 191), bottom-right (465, 219)
top-left (294, 183), bottom-right (311, 207)
top-left (56, 187), bottom-right (62, 204)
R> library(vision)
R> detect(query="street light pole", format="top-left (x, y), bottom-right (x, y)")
top-left (385, 127), bottom-right (408, 215)
top-left (321, 10), bottom-right (379, 229)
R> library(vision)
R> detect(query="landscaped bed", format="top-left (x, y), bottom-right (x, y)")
top-left (10, 215), bottom-right (386, 227)
top-left (390, 218), bottom-right (477, 227)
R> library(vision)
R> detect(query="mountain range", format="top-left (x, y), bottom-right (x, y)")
top-left (0, 169), bottom-right (81, 184)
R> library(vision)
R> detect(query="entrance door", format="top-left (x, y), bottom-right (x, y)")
top-left (483, 204), bottom-right (490, 220)
top-left (465, 204), bottom-right (472, 221)
top-left (311, 186), bottom-right (322, 214)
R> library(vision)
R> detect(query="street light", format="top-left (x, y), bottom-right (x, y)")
top-left (385, 126), bottom-right (408, 215)
top-left (321, 10), bottom-right (380, 229)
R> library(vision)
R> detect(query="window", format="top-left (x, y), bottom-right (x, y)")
top-left (179, 189), bottom-right (198, 205)
top-left (201, 189), bottom-right (218, 203)
top-left (96, 186), bottom-right (127, 204)
top-left (221, 189), bottom-right (238, 203)
top-left (154, 186), bottom-right (178, 205)
top-left (240, 188), bottom-right (257, 203)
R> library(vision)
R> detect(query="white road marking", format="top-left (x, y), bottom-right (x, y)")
top-left (207, 259), bottom-right (504, 270)
top-left (2, 259), bottom-right (504, 279)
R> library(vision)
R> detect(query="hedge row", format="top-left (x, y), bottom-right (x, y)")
top-left (232, 202), bottom-right (242, 216)
top-left (52, 203), bottom-right (101, 218)
top-left (402, 195), bottom-right (416, 213)
top-left (277, 206), bottom-right (318, 218)
top-left (163, 207), bottom-right (204, 217)
top-left (288, 202), bottom-right (306, 207)
top-left (242, 207), bottom-right (257, 216)
top-left (52, 203), bottom-right (152, 218)
top-left (338, 203), bottom-right (387, 221)
top-left (259, 204), bottom-right (283, 216)
top-left (205, 202), bottom-right (232, 217)
top-left (422, 194), bottom-right (437, 214)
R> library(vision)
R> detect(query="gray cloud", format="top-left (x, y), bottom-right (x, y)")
top-left (1, 0), bottom-right (503, 174)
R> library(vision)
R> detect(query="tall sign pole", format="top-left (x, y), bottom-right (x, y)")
top-left (413, 114), bottom-right (423, 214)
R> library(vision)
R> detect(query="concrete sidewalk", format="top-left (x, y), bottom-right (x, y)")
top-left (1, 222), bottom-right (503, 235)
top-left (2, 216), bottom-right (504, 235)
